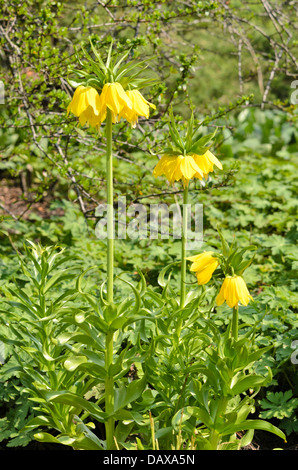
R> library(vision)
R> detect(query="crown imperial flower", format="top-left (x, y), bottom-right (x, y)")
top-left (66, 40), bottom-right (156, 129)
top-left (153, 154), bottom-right (204, 186)
top-left (153, 110), bottom-right (222, 186)
top-left (67, 85), bottom-right (103, 127)
top-left (192, 150), bottom-right (223, 179)
top-left (100, 82), bottom-right (132, 119)
top-left (216, 275), bottom-right (253, 308)
top-left (119, 89), bottom-right (156, 128)
top-left (187, 251), bottom-right (219, 285)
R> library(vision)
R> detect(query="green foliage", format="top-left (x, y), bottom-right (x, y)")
top-left (0, 0), bottom-right (297, 452)
top-left (0, 379), bottom-right (35, 448)
top-left (0, 108), bottom-right (297, 451)
top-left (0, 238), bottom-right (288, 450)
top-left (259, 391), bottom-right (298, 421)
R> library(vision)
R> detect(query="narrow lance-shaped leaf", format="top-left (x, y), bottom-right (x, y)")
top-left (221, 419), bottom-right (286, 442)
top-left (217, 227), bottom-right (230, 257)
top-left (185, 111), bottom-right (195, 151)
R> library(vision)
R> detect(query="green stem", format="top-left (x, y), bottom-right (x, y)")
top-left (209, 396), bottom-right (229, 450)
top-left (106, 108), bottom-right (114, 304)
top-left (105, 108), bottom-right (115, 450)
top-left (180, 184), bottom-right (189, 308)
top-left (177, 184), bottom-right (189, 339)
top-left (105, 330), bottom-right (114, 449)
top-left (232, 306), bottom-right (239, 341)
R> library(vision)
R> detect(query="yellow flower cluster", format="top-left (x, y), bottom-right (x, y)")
top-left (187, 251), bottom-right (252, 308)
top-left (153, 150), bottom-right (222, 186)
top-left (67, 83), bottom-right (155, 129)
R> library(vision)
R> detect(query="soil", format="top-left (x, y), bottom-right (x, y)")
top-left (0, 178), bottom-right (64, 220)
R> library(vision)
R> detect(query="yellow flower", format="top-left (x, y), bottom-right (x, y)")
top-left (193, 150), bottom-right (223, 179)
top-left (153, 154), bottom-right (204, 186)
top-left (216, 276), bottom-right (253, 308)
top-left (99, 82), bottom-right (132, 121)
top-left (187, 251), bottom-right (219, 285)
top-left (67, 85), bottom-right (103, 128)
top-left (119, 89), bottom-right (156, 128)
top-left (67, 82), bottom-right (155, 129)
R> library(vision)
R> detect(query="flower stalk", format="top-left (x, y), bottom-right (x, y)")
top-left (105, 330), bottom-right (115, 450)
top-left (66, 42), bottom-right (156, 450)
top-left (176, 184), bottom-right (189, 340)
top-left (232, 305), bottom-right (239, 341)
top-left (105, 108), bottom-right (115, 449)
top-left (106, 108), bottom-right (114, 304)
top-left (180, 184), bottom-right (189, 309)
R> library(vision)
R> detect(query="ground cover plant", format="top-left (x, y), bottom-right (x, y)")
top-left (0, 0), bottom-right (297, 451)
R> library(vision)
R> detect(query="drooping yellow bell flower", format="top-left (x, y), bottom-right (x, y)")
top-left (67, 85), bottom-right (103, 128)
top-left (153, 154), bottom-right (204, 186)
top-left (99, 82), bottom-right (133, 122)
top-left (187, 251), bottom-right (219, 285)
top-left (67, 82), bottom-right (155, 128)
top-left (119, 89), bottom-right (156, 128)
top-left (216, 276), bottom-right (253, 308)
top-left (193, 150), bottom-right (223, 179)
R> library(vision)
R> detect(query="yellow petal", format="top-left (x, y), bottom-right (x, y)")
top-left (163, 156), bottom-right (183, 183)
top-left (187, 251), bottom-right (216, 271)
top-left (101, 82), bottom-right (132, 116)
top-left (153, 155), bottom-right (171, 177)
top-left (235, 276), bottom-right (252, 306)
top-left (119, 106), bottom-right (138, 127)
top-left (180, 155), bottom-right (203, 181)
top-left (193, 153), bottom-right (213, 175)
top-left (128, 89), bottom-right (156, 113)
top-left (195, 259), bottom-right (219, 285)
top-left (68, 86), bottom-right (87, 116)
top-left (187, 251), bottom-right (215, 262)
top-left (216, 278), bottom-right (229, 306)
top-left (225, 278), bottom-right (234, 308)
top-left (120, 90), bottom-right (155, 126)
top-left (205, 150), bottom-right (223, 170)
top-left (127, 90), bottom-right (150, 118)
top-left (68, 86), bottom-right (102, 118)
top-left (153, 155), bottom-right (183, 184)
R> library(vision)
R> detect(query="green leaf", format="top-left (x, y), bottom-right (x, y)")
top-left (172, 406), bottom-right (212, 430)
top-left (217, 227), bottom-right (229, 257)
top-left (231, 374), bottom-right (268, 395)
top-left (116, 275), bottom-right (141, 316)
top-left (46, 391), bottom-right (107, 422)
top-left (74, 417), bottom-right (105, 450)
top-left (34, 432), bottom-right (76, 446)
top-left (189, 129), bottom-right (217, 153)
top-left (222, 419), bottom-right (286, 442)
top-left (43, 268), bottom-right (78, 293)
top-left (157, 262), bottom-right (179, 288)
top-left (64, 356), bottom-right (88, 372)
top-left (24, 415), bottom-right (56, 431)
top-left (114, 377), bottom-right (146, 413)
top-left (186, 111), bottom-right (194, 150)
top-left (259, 391), bottom-right (298, 420)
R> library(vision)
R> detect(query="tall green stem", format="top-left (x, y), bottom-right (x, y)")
top-left (232, 306), bottom-right (239, 341)
top-left (105, 108), bottom-right (115, 449)
top-left (106, 108), bottom-right (114, 304)
top-left (177, 184), bottom-right (189, 339)
top-left (209, 397), bottom-right (229, 450)
top-left (180, 184), bottom-right (189, 308)
top-left (105, 330), bottom-right (114, 449)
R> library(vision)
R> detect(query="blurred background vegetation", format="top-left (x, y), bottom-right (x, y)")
top-left (0, 0), bottom-right (297, 448)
